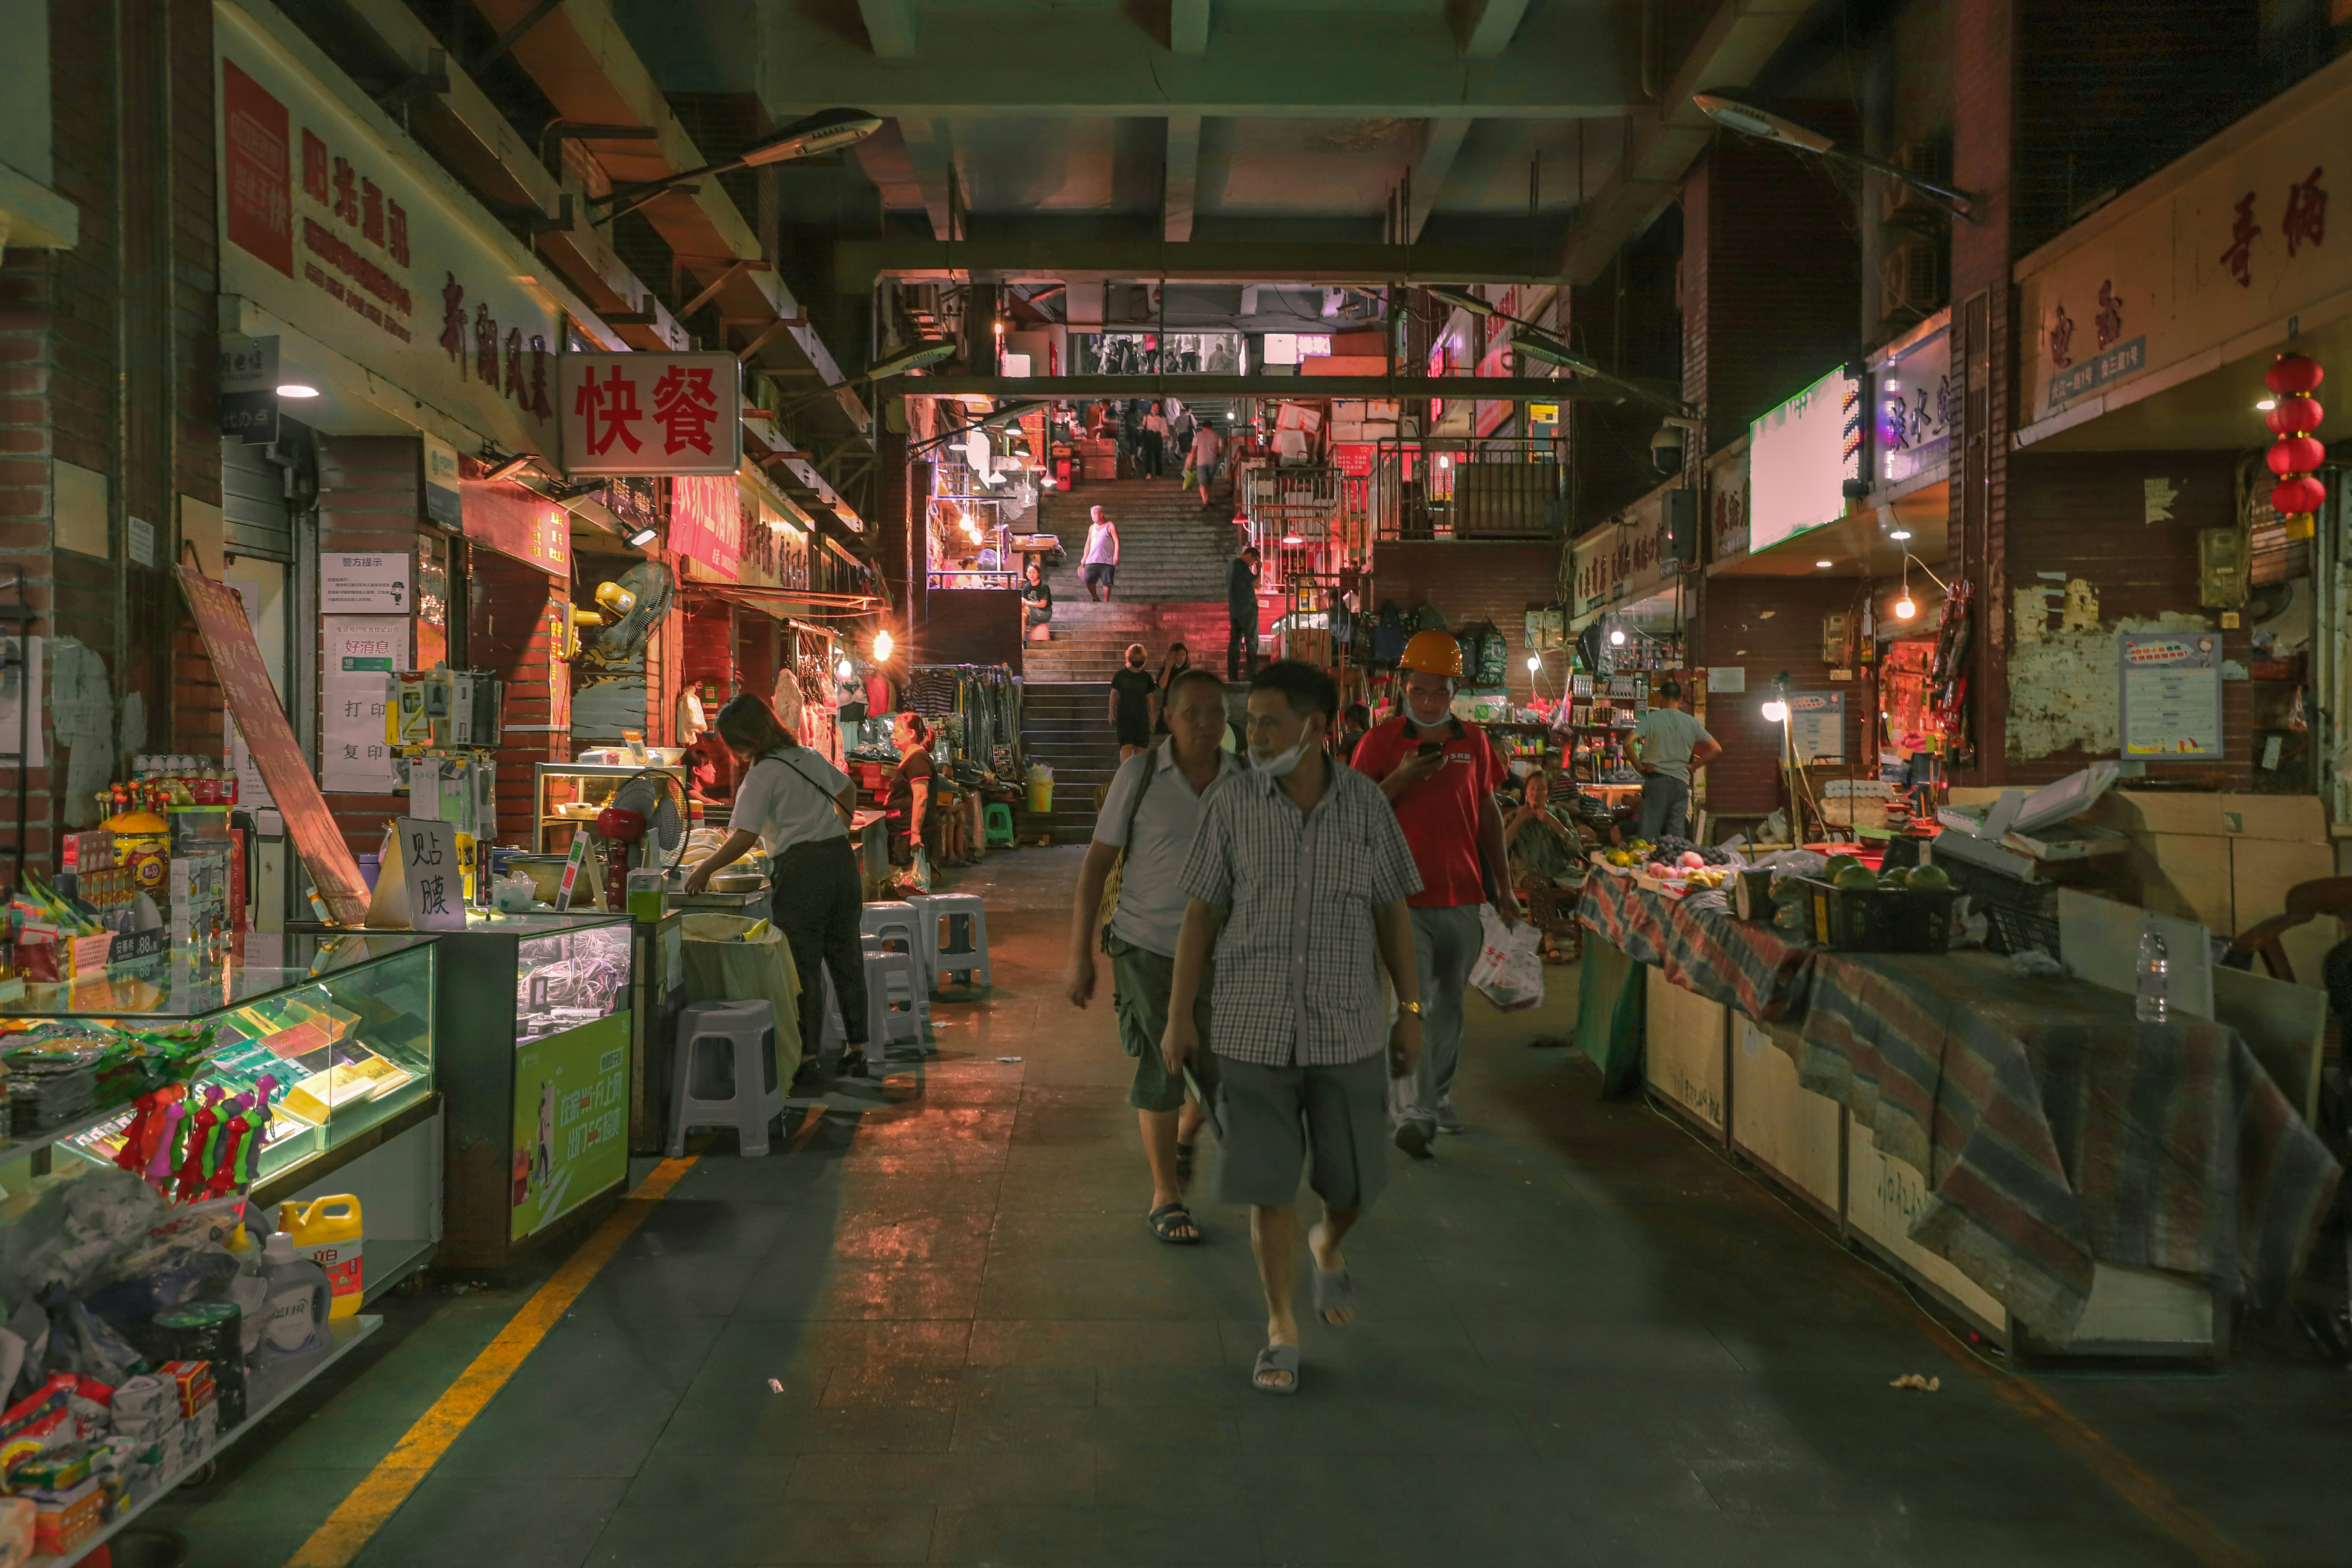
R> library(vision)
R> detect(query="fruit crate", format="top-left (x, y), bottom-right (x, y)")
top-left (1791, 876), bottom-right (1958, 954)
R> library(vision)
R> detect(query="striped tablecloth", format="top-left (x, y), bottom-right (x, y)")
top-left (1576, 871), bottom-right (1814, 1020)
top-left (1579, 872), bottom-right (2342, 1337)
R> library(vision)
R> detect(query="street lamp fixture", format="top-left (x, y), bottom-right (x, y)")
top-left (1424, 286), bottom-right (1690, 416)
top-left (911, 398), bottom-right (1047, 456)
top-left (595, 108), bottom-right (882, 226)
top-left (1692, 88), bottom-right (1979, 222)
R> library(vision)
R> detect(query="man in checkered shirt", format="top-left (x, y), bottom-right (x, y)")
top-left (1162, 661), bottom-right (1425, 1395)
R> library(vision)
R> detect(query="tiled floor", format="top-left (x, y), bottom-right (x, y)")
top-left (161, 847), bottom-right (2349, 1566)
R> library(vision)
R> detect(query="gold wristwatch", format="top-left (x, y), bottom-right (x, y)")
top-left (1398, 1002), bottom-right (1424, 1017)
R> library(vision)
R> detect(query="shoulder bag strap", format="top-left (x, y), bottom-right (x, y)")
top-left (1098, 750), bottom-right (1158, 953)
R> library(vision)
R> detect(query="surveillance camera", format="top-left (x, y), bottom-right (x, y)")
top-left (1649, 423), bottom-right (1687, 477)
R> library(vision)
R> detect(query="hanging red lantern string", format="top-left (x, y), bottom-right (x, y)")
top-left (2265, 353), bottom-right (2327, 526)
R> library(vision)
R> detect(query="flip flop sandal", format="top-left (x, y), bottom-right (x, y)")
top-left (1252, 1342), bottom-right (1301, 1395)
top-left (1147, 1202), bottom-right (1201, 1245)
top-left (1174, 1140), bottom-right (1197, 1188)
top-left (1312, 1266), bottom-right (1357, 1326)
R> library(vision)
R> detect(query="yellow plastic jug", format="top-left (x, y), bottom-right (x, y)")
top-left (279, 1195), bottom-right (364, 1320)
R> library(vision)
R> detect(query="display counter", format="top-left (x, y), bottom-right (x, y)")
top-left (293, 911), bottom-right (634, 1269)
top-left (1581, 871), bottom-right (2340, 1362)
top-left (534, 760), bottom-right (689, 854)
top-left (0, 935), bottom-right (444, 1298)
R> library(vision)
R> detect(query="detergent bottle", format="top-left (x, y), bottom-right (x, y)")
top-left (278, 1194), bottom-right (364, 1320)
top-left (254, 1232), bottom-right (330, 1363)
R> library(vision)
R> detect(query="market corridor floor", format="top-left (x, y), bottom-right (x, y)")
top-left (164, 846), bottom-right (2346, 1567)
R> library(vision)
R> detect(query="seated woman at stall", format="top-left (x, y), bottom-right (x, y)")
top-left (1020, 561), bottom-right (1053, 641)
top-left (1507, 769), bottom-right (1588, 962)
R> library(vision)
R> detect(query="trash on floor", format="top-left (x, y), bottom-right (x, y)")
top-left (997, 1056), bottom-right (1023, 1063)
top-left (1890, 1374), bottom-right (1942, 1392)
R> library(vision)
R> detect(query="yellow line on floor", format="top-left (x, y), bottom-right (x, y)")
top-left (1928, 1337), bottom-right (2261, 1568)
top-left (281, 1157), bottom-right (698, 1568)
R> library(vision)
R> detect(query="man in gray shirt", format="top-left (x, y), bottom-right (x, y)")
top-left (1632, 678), bottom-right (1722, 842)
top-left (1066, 668), bottom-right (1243, 1245)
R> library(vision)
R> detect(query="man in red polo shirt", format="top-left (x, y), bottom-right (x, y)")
top-left (1352, 629), bottom-right (1521, 1158)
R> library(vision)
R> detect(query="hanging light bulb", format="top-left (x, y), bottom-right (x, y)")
top-left (1609, 627), bottom-right (1626, 646)
top-left (1760, 699), bottom-right (1788, 723)
top-left (1894, 593), bottom-right (1916, 620)
top-left (873, 629), bottom-right (894, 661)
top-left (1525, 654), bottom-right (1542, 673)
top-left (835, 658), bottom-right (853, 680)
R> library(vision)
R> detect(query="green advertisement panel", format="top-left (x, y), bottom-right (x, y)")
top-left (511, 1011), bottom-right (630, 1240)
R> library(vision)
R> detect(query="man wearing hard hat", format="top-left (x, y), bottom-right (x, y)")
top-left (1351, 629), bottom-right (1522, 1158)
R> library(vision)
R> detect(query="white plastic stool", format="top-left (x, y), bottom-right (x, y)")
top-left (863, 948), bottom-right (925, 1051)
top-left (860, 901), bottom-right (928, 983)
top-left (864, 934), bottom-right (932, 1034)
top-left (910, 892), bottom-right (992, 992)
top-left (668, 999), bottom-right (783, 1157)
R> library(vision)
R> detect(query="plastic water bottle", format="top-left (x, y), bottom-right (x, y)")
top-left (2135, 922), bottom-right (2169, 1023)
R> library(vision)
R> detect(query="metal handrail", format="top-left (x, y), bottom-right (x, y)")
top-left (1371, 436), bottom-right (1565, 541)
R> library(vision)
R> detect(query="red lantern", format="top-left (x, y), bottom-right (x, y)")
top-left (2272, 473), bottom-right (2328, 516)
top-left (2267, 353), bottom-right (2325, 395)
top-left (2267, 435), bottom-right (2329, 476)
top-left (2265, 397), bottom-right (2325, 436)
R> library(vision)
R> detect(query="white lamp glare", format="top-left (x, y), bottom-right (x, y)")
top-left (872, 629), bottom-right (894, 661)
top-left (834, 658), bottom-right (853, 680)
top-left (1895, 594), bottom-right (1916, 620)
top-left (1761, 700), bottom-right (1788, 723)
top-left (276, 383), bottom-right (320, 398)
top-left (1525, 654), bottom-right (1542, 673)
top-left (1889, 529), bottom-right (1913, 541)
top-left (1609, 628), bottom-right (1626, 646)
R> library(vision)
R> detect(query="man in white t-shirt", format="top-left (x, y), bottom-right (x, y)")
top-left (1065, 668), bottom-right (1242, 1244)
top-left (1632, 679), bottom-right (1722, 842)
top-left (1081, 505), bottom-right (1119, 602)
top-left (1189, 420), bottom-right (1225, 505)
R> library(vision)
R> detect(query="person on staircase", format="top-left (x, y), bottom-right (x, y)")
top-left (1021, 560), bottom-right (1053, 640)
top-left (1141, 402), bottom-right (1170, 479)
top-left (1111, 644), bottom-right (1158, 764)
top-left (1082, 505), bottom-right (1119, 602)
top-left (1189, 414), bottom-right (1225, 507)
top-left (1064, 666), bottom-right (1244, 1246)
top-left (1227, 546), bottom-right (1261, 680)
top-left (1153, 643), bottom-right (1192, 736)
top-left (1350, 630), bottom-right (1523, 1158)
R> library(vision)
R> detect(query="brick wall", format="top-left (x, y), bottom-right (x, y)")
top-left (468, 548), bottom-right (569, 850)
top-left (315, 437), bottom-right (426, 854)
top-left (918, 590), bottom-right (1023, 672)
top-left (680, 600), bottom-right (734, 691)
top-left (1369, 541), bottom-right (1556, 706)
top-left (735, 613), bottom-right (778, 703)
top-left (1692, 573), bottom-right (1871, 817)
top-left (2001, 447), bottom-right (2250, 788)
top-left (1949, 0), bottom-right (2014, 783)
top-left (1686, 127), bottom-right (1864, 456)
top-left (0, 1), bottom-right (220, 884)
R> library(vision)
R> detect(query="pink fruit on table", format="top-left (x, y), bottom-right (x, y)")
top-left (1679, 851), bottom-right (1706, 869)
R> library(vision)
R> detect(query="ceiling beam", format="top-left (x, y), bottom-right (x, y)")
top-left (1164, 115), bottom-right (1203, 243)
top-left (905, 375), bottom-right (1596, 399)
top-left (1410, 118), bottom-right (1473, 243)
top-left (858, 0), bottom-right (918, 58)
top-left (763, 5), bottom-right (1638, 119)
top-left (1557, 0), bottom-right (1815, 284)
top-left (897, 117), bottom-right (957, 241)
top-left (836, 238), bottom-right (1560, 288)
top-left (1453, 0), bottom-right (1533, 57)
top-left (1171, 0), bottom-right (1210, 54)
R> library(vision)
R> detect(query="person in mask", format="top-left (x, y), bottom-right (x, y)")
top-left (1349, 630), bottom-right (1521, 1158)
top-left (1161, 661), bottom-right (1424, 1395)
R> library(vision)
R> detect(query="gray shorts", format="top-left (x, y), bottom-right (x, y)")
top-left (1108, 935), bottom-right (1218, 1114)
top-left (1213, 1054), bottom-right (1391, 1213)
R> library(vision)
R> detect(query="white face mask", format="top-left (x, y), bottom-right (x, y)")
top-left (1251, 740), bottom-right (1309, 778)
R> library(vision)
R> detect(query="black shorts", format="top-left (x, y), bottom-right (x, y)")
top-left (1083, 562), bottom-right (1116, 590)
top-left (1117, 721), bottom-right (1152, 749)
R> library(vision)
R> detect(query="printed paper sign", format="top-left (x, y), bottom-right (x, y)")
top-left (364, 816), bottom-right (466, 931)
top-left (320, 554), bottom-right (410, 613)
top-left (2119, 629), bottom-right (2222, 758)
top-left (557, 352), bottom-right (741, 476)
top-left (322, 616), bottom-right (406, 792)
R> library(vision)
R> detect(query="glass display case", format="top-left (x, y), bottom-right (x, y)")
top-left (404, 911), bottom-right (636, 1268)
top-left (0, 935), bottom-right (438, 1199)
top-left (533, 761), bottom-right (687, 853)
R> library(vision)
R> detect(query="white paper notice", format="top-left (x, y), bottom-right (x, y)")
top-left (0, 637), bottom-right (44, 767)
top-left (2119, 630), bottom-right (2222, 758)
top-left (322, 616), bottom-right (407, 792)
top-left (226, 710), bottom-right (272, 806)
top-left (320, 554), bottom-right (412, 614)
top-left (127, 517), bottom-right (155, 568)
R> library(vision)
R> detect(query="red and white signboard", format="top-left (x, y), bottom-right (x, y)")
top-left (558, 352), bottom-right (742, 476)
top-left (670, 474), bottom-right (742, 580)
top-left (179, 567), bottom-right (371, 926)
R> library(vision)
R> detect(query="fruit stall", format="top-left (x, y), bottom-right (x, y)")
top-left (1576, 837), bottom-right (2338, 1364)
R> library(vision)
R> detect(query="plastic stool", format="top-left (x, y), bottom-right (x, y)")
top-left (863, 948), bottom-right (925, 1051)
top-left (668, 1000), bottom-right (782, 1158)
top-left (911, 891), bottom-right (992, 992)
top-left (860, 901), bottom-right (928, 984)
top-left (863, 933), bottom-right (931, 1034)
top-left (984, 802), bottom-right (1015, 847)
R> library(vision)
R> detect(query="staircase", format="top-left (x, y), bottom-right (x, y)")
top-left (1017, 470), bottom-right (1248, 842)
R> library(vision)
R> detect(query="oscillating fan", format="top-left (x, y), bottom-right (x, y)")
top-left (611, 770), bottom-right (687, 870)
top-left (580, 561), bottom-right (675, 669)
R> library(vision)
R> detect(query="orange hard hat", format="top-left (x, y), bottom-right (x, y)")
top-left (1399, 629), bottom-right (1462, 677)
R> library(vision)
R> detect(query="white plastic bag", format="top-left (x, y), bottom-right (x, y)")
top-left (1469, 904), bottom-right (1545, 1012)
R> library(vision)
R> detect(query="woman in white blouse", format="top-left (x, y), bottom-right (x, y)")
top-left (686, 694), bottom-right (871, 1077)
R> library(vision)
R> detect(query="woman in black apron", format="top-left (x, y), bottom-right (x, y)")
top-left (685, 695), bottom-right (871, 1077)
